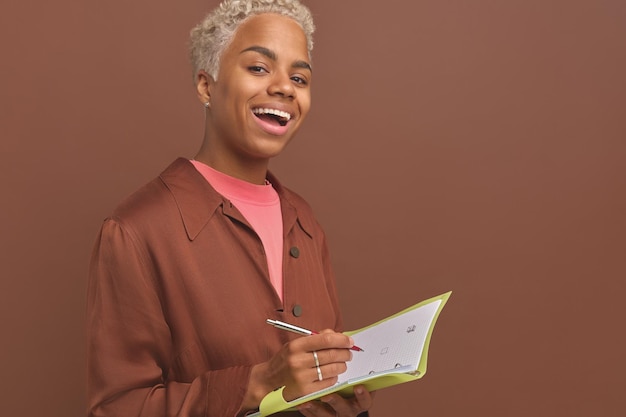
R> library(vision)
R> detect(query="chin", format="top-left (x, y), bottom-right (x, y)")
top-left (251, 135), bottom-right (295, 158)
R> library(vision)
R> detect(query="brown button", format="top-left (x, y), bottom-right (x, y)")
top-left (289, 246), bottom-right (300, 258)
top-left (292, 304), bottom-right (303, 317)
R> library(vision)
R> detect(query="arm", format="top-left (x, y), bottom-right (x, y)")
top-left (86, 219), bottom-right (253, 417)
top-left (241, 331), bottom-right (372, 416)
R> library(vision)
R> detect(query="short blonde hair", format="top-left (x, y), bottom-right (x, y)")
top-left (189, 0), bottom-right (315, 81)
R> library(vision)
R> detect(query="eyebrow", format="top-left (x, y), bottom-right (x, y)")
top-left (240, 45), bottom-right (312, 72)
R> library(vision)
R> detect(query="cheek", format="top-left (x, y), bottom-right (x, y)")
top-left (215, 76), bottom-right (257, 108)
top-left (298, 94), bottom-right (312, 119)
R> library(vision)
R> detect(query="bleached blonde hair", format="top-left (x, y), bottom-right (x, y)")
top-left (189, 0), bottom-right (315, 81)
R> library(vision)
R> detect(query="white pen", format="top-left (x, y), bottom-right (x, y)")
top-left (266, 319), bottom-right (364, 351)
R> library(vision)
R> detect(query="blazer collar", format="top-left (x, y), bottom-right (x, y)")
top-left (159, 158), bottom-right (314, 241)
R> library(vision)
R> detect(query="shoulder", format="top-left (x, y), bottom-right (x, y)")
top-left (104, 158), bottom-right (224, 244)
top-left (109, 158), bottom-right (210, 232)
top-left (111, 167), bottom-right (176, 227)
top-left (281, 185), bottom-right (315, 215)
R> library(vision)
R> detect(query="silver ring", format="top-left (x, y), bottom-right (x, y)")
top-left (313, 351), bottom-right (322, 381)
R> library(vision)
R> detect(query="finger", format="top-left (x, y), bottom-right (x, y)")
top-left (284, 358), bottom-right (345, 396)
top-left (286, 347), bottom-right (351, 378)
top-left (297, 400), bottom-right (337, 417)
top-left (321, 393), bottom-right (357, 416)
top-left (295, 331), bottom-right (354, 352)
top-left (321, 385), bottom-right (374, 416)
top-left (315, 361), bottom-right (347, 382)
top-left (318, 329), bottom-right (357, 350)
top-left (353, 384), bottom-right (375, 410)
top-left (312, 348), bottom-right (352, 367)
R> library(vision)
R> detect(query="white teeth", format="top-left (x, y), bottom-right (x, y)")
top-left (253, 108), bottom-right (291, 121)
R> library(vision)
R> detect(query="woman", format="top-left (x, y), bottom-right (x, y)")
top-left (87, 1), bottom-right (373, 416)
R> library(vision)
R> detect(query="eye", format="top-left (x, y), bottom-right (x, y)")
top-left (291, 75), bottom-right (308, 86)
top-left (248, 65), bottom-right (268, 74)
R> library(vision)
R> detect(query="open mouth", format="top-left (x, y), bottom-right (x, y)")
top-left (252, 107), bottom-right (292, 127)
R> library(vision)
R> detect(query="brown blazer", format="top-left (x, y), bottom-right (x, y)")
top-left (87, 158), bottom-right (343, 417)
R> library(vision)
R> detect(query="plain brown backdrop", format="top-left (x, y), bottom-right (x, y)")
top-left (2, 0), bottom-right (625, 416)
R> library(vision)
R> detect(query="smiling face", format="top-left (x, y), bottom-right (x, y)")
top-left (196, 13), bottom-right (312, 183)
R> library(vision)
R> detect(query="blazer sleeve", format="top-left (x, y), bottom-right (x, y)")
top-left (86, 218), bottom-right (252, 417)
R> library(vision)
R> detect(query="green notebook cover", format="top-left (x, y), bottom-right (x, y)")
top-left (252, 291), bottom-right (451, 417)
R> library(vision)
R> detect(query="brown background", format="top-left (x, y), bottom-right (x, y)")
top-left (1, 0), bottom-right (625, 416)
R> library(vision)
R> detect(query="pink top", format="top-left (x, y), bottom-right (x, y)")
top-left (190, 160), bottom-right (284, 301)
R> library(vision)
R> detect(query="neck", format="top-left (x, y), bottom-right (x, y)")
top-left (193, 149), bottom-right (269, 185)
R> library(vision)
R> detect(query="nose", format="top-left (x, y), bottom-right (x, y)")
top-left (268, 71), bottom-right (295, 99)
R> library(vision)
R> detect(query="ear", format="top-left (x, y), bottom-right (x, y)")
top-left (196, 70), bottom-right (214, 107)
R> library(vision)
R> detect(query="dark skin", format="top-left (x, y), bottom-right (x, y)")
top-left (194, 13), bottom-right (373, 417)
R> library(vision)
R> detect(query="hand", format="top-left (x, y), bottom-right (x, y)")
top-left (243, 329), bottom-right (357, 412)
top-left (275, 329), bottom-right (355, 401)
top-left (297, 385), bottom-right (374, 417)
